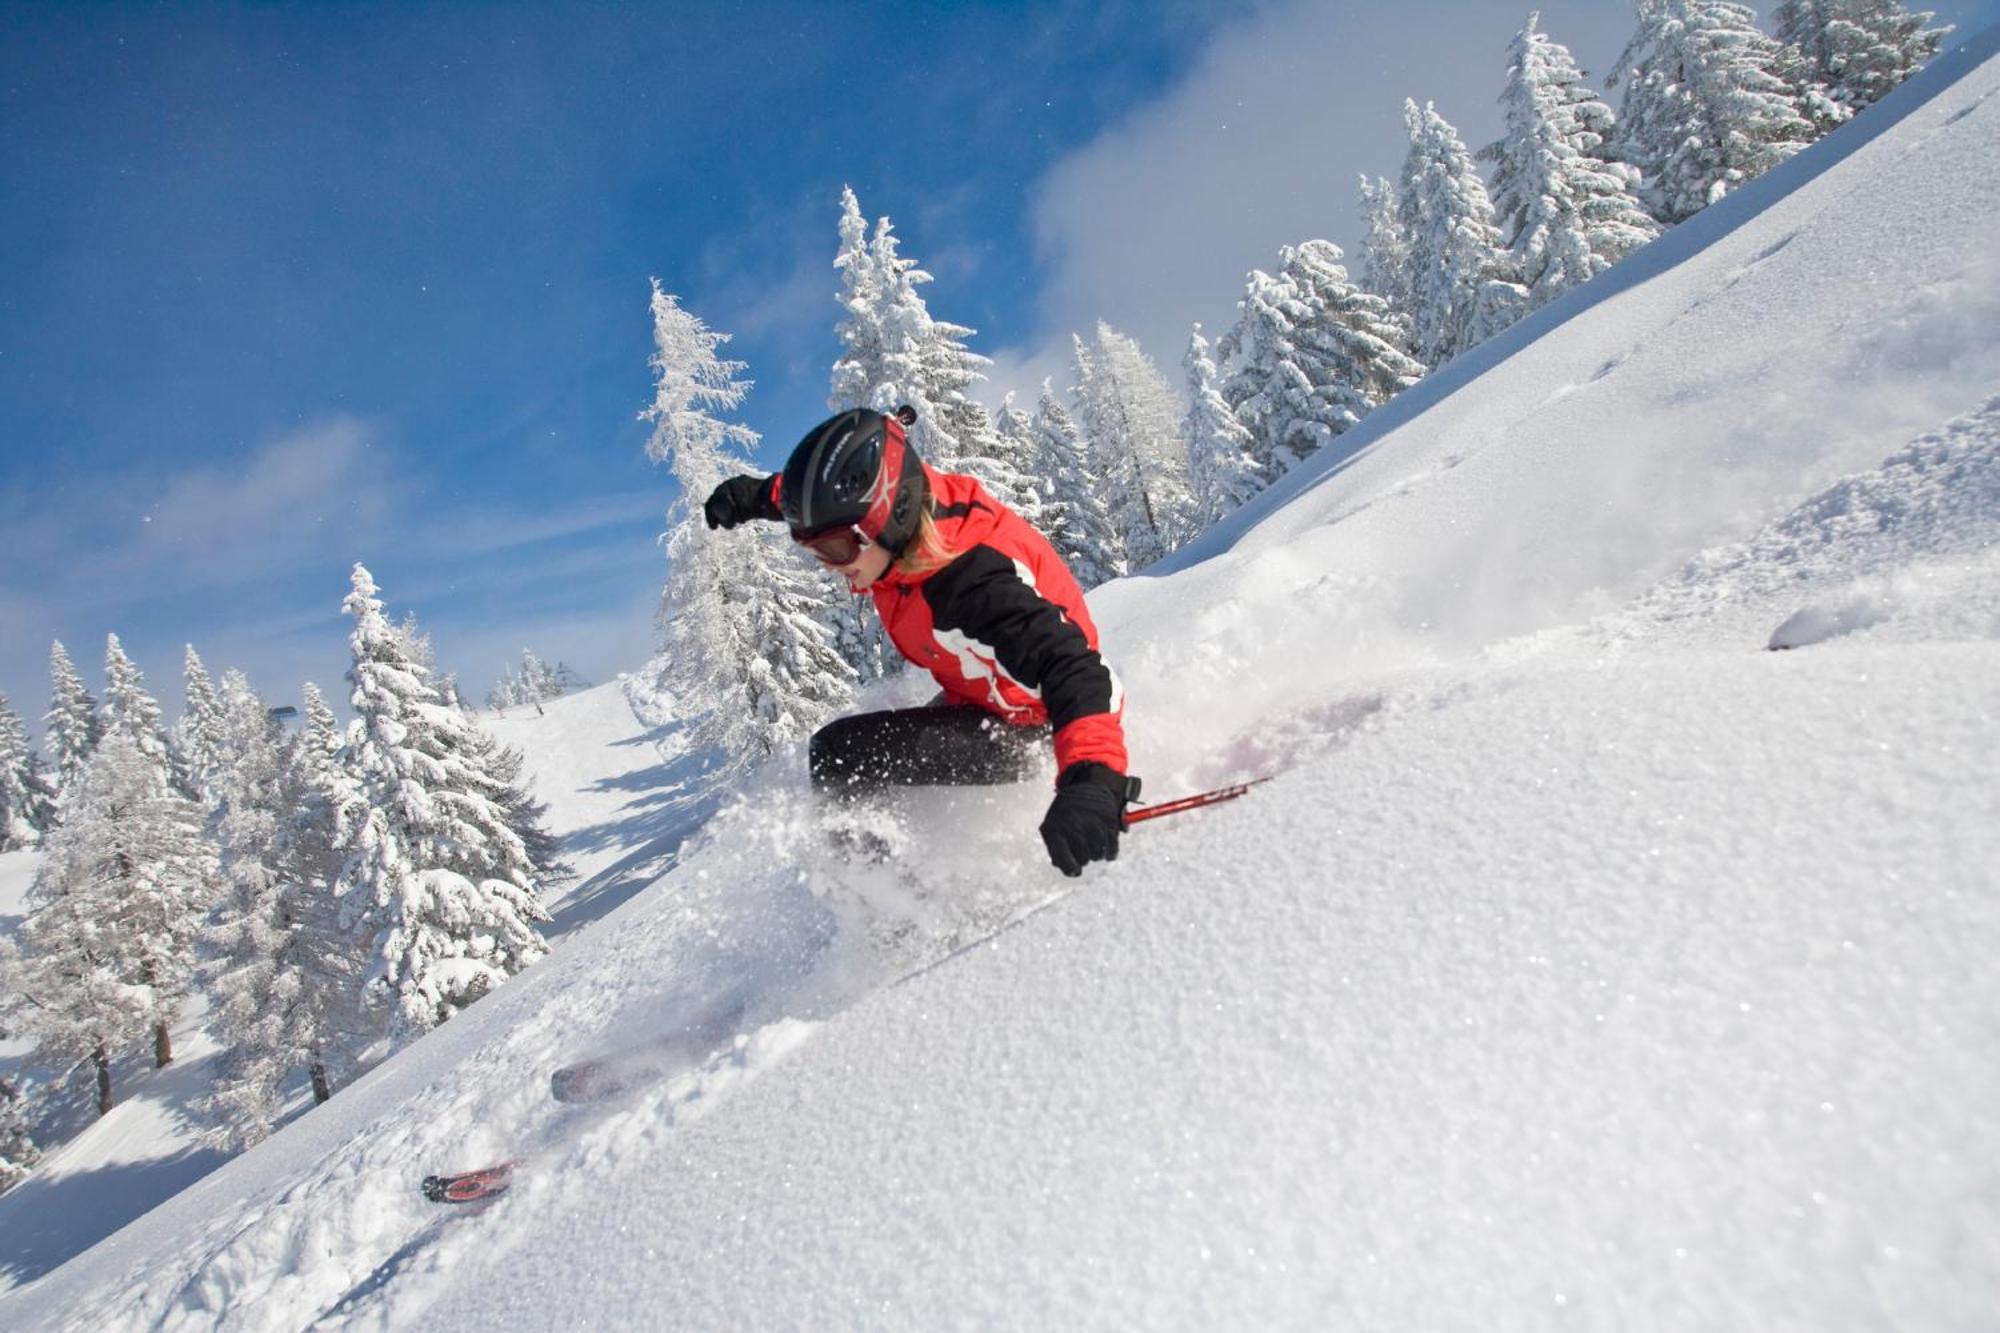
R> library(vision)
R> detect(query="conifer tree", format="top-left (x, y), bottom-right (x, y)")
top-left (830, 185), bottom-right (884, 405)
top-left (44, 639), bottom-right (101, 807)
top-left (1483, 13), bottom-right (1662, 311)
top-left (829, 187), bottom-right (1023, 503)
top-left (201, 680), bottom-right (368, 1144)
top-left (101, 634), bottom-right (174, 773)
top-left (394, 613), bottom-right (435, 676)
top-left (175, 645), bottom-right (228, 805)
top-left (1071, 324), bottom-right (1197, 569)
top-left (519, 650), bottom-right (554, 703)
top-left (1183, 324), bottom-right (1264, 528)
top-left (1221, 241), bottom-right (1428, 481)
top-left (987, 393), bottom-right (1047, 521)
top-left (1356, 174), bottom-right (1413, 313)
top-left (201, 671), bottom-right (299, 1129)
top-left (335, 564), bottom-right (550, 1040)
top-left (641, 282), bottom-right (857, 755)
top-left (1399, 100), bottom-right (1527, 364)
top-left (0, 1075), bottom-right (38, 1194)
top-left (1775, 0), bottom-right (1947, 112)
top-left (15, 730), bottom-right (217, 1106)
top-left (518, 650), bottom-right (569, 706)
top-left (1611, 0), bottom-right (1821, 224)
top-left (0, 694), bottom-right (55, 851)
top-left (438, 673), bottom-right (475, 717)
top-left (476, 728), bottom-right (573, 890)
top-left (486, 667), bottom-right (525, 711)
top-left (1029, 383), bottom-right (1124, 591)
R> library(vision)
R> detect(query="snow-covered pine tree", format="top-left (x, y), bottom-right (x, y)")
top-left (1029, 382), bottom-right (1124, 591)
top-left (1356, 174), bottom-right (1413, 313)
top-left (201, 679), bottom-right (369, 1145)
top-left (1398, 100), bottom-right (1528, 364)
top-left (1183, 324), bottom-right (1264, 528)
top-left (830, 185), bottom-right (883, 406)
top-left (1611, 0), bottom-right (1822, 225)
top-left (0, 1075), bottom-right (39, 1194)
top-left (175, 645), bottom-right (228, 805)
top-left (988, 393), bottom-right (1047, 522)
top-left (485, 666), bottom-right (524, 711)
top-left (0, 694), bottom-right (55, 851)
top-left (829, 187), bottom-right (1024, 505)
top-left (518, 650), bottom-right (564, 705)
top-left (286, 682), bottom-right (371, 1092)
top-left (1220, 241), bottom-right (1428, 482)
top-left (14, 729), bottom-right (217, 1103)
top-left (641, 281), bottom-right (856, 759)
top-left (1482, 13), bottom-right (1662, 312)
top-left (474, 727), bottom-right (573, 891)
top-left (393, 612), bottom-right (435, 675)
top-left (1775, 0), bottom-right (1948, 112)
top-left (44, 639), bottom-right (102, 808)
top-left (100, 634), bottom-right (175, 772)
top-left (200, 670), bottom-right (299, 1137)
top-left (1071, 324), bottom-right (1197, 569)
top-left (336, 564), bottom-right (550, 1040)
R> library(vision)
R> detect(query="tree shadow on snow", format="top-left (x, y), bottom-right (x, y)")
top-left (544, 741), bottom-right (736, 941)
top-left (0, 1138), bottom-right (227, 1288)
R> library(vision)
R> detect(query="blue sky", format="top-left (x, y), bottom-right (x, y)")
top-left (3, 0), bottom-right (1994, 728)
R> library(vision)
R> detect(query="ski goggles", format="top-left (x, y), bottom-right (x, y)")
top-left (791, 524), bottom-right (870, 566)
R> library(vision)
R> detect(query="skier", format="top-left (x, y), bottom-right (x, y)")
top-left (703, 406), bottom-right (1138, 877)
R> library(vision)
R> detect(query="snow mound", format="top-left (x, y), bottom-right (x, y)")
top-left (1610, 395), bottom-right (2000, 648)
top-left (1767, 591), bottom-right (1894, 649)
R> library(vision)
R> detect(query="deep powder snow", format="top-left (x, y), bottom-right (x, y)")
top-left (3, 25), bottom-right (1998, 1333)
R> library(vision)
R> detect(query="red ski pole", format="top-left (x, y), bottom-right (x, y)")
top-left (1124, 777), bottom-right (1272, 826)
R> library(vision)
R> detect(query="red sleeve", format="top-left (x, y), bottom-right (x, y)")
top-left (1052, 706), bottom-right (1128, 780)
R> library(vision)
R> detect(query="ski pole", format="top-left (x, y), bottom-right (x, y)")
top-left (1125, 777), bottom-right (1271, 826)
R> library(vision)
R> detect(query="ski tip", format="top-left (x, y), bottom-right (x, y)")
top-left (421, 1163), bottom-right (514, 1204)
top-left (551, 1062), bottom-right (626, 1104)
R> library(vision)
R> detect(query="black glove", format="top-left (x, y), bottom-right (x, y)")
top-left (1040, 762), bottom-right (1138, 877)
top-left (704, 475), bottom-right (780, 530)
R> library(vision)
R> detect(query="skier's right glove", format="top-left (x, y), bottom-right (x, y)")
top-left (1040, 762), bottom-right (1138, 877)
top-left (704, 474), bottom-right (781, 530)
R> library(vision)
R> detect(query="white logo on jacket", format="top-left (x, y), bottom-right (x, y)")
top-left (932, 558), bottom-right (1046, 715)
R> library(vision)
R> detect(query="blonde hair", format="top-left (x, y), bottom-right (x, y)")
top-left (894, 507), bottom-right (958, 576)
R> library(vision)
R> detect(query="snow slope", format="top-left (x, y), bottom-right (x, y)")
top-left (478, 681), bottom-right (714, 934)
top-left (0, 679), bottom-right (701, 1292)
top-left (4, 26), bottom-right (1998, 1332)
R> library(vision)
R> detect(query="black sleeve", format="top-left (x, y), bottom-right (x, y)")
top-left (921, 545), bottom-right (1116, 734)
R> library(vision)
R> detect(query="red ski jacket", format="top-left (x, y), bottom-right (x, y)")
top-left (781, 468), bottom-right (1128, 778)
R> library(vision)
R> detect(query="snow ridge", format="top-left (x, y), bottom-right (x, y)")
top-left (1611, 394), bottom-right (2000, 645)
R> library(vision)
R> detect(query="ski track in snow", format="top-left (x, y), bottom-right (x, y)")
top-left (5, 25), bottom-right (2000, 1333)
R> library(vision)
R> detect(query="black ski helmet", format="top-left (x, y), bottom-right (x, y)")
top-left (778, 405), bottom-right (929, 554)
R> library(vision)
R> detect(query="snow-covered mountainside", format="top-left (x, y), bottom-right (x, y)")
top-left (0, 683), bottom-right (701, 1294)
top-left (5, 26), bottom-right (1998, 1333)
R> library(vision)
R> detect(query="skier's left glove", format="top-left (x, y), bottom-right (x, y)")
top-left (1040, 762), bottom-right (1139, 877)
top-left (704, 474), bottom-right (781, 530)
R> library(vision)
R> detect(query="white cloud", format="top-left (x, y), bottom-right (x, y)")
top-left (0, 415), bottom-right (669, 731)
top-left (10, 416), bottom-right (394, 597)
top-left (981, 0), bottom-right (1636, 411)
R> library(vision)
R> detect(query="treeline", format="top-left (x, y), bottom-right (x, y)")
top-left (0, 567), bottom-right (576, 1189)
top-left (632, 1), bottom-right (1946, 772)
top-left (1185, 0), bottom-right (1948, 526)
top-left (486, 649), bottom-right (591, 713)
